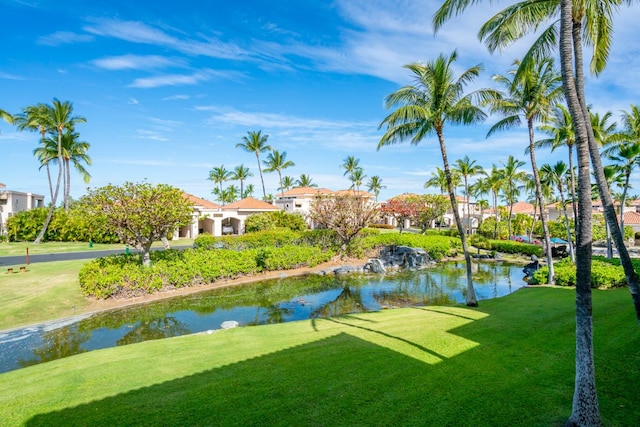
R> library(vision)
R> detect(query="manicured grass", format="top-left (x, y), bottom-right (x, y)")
top-left (0, 260), bottom-right (91, 330)
top-left (0, 239), bottom-right (195, 257)
top-left (1, 287), bottom-right (638, 426)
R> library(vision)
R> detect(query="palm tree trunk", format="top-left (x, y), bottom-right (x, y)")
top-left (256, 152), bottom-right (267, 199)
top-left (64, 158), bottom-right (71, 212)
top-left (34, 132), bottom-right (64, 244)
top-left (620, 172), bottom-right (630, 235)
top-left (572, 15), bottom-right (640, 324)
top-left (559, 185), bottom-right (575, 262)
top-left (45, 163), bottom-right (54, 203)
top-left (437, 130), bottom-right (477, 306)
top-left (528, 120), bottom-right (555, 283)
top-left (560, 2), bottom-right (602, 424)
top-left (568, 145), bottom-right (578, 232)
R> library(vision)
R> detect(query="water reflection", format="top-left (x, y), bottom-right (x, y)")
top-left (0, 261), bottom-right (527, 373)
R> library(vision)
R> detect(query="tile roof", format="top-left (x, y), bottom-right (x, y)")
top-left (510, 201), bottom-right (535, 214)
top-left (277, 187), bottom-right (333, 197)
top-left (621, 211), bottom-right (640, 225)
top-left (182, 193), bottom-right (221, 210)
top-left (334, 189), bottom-right (375, 198)
top-left (222, 197), bottom-right (280, 211)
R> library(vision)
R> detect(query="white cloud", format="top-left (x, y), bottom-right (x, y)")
top-left (37, 31), bottom-right (94, 46)
top-left (91, 54), bottom-right (181, 71)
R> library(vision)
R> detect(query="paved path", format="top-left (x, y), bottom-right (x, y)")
top-left (0, 245), bottom-right (192, 267)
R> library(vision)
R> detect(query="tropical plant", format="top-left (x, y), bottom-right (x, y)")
top-left (295, 174), bottom-right (317, 188)
top-left (486, 58), bottom-right (563, 283)
top-left (231, 164), bottom-right (253, 199)
top-left (349, 168), bottom-right (367, 193)
top-left (14, 99), bottom-right (86, 243)
top-left (378, 50), bottom-right (491, 307)
top-left (279, 176), bottom-right (295, 193)
top-left (540, 161), bottom-right (575, 262)
top-left (499, 155), bottom-right (527, 240)
top-left (208, 165), bottom-right (232, 204)
top-left (366, 175), bottom-right (385, 201)
top-left (454, 155), bottom-right (483, 235)
top-left (263, 150), bottom-right (295, 196)
top-left (236, 131), bottom-right (272, 199)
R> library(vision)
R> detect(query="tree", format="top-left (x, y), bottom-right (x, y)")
top-left (58, 129), bottom-right (91, 211)
top-left (540, 161), bottom-right (575, 262)
top-left (381, 195), bottom-right (420, 232)
top-left (243, 183), bottom-right (255, 199)
top-left (231, 164), bottom-right (253, 199)
top-left (454, 155), bottom-right (483, 235)
top-left (499, 155), bottom-right (527, 241)
top-left (263, 149), bottom-right (295, 196)
top-left (14, 100), bottom-right (86, 243)
top-left (279, 176), bottom-right (295, 193)
top-left (208, 165), bottom-right (232, 204)
top-left (0, 108), bottom-right (12, 125)
top-left (236, 130), bottom-right (272, 199)
top-left (83, 182), bottom-right (193, 267)
top-left (295, 174), bottom-right (317, 188)
top-left (486, 58), bottom-right (563, 284)
top-left (309, 194), bottom-right (379, 250)
top-left (366, 175), bottom-right (386, 201)
top-left (425, 167), bottom-right (459, 195)
top-left (349, 168), bottom-right (367, 193)
top-left (378, 51), bottom-right (491, 307)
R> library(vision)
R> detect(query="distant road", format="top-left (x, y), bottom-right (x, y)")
top-left (0, 245), bottom-right (192, 267)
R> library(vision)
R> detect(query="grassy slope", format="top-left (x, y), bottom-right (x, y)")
top-left (1, 287), bottom-right (639, 426)
top-left (0, 260), bottom-right (91, 330)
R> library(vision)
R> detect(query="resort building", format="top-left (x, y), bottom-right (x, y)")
top-left (0, 183), bottom-right (45, 235)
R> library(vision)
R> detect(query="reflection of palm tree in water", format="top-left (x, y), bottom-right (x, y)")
top-left (311, 285), bottom-right (367, 319)
top-left (117, 317), bottom-right (191, 345)
top-left (251, 303), bottom-right (294, 325)
top-left (19, 325), bottom-right (91, 368)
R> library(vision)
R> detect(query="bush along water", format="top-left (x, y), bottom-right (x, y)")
top-left (529, 257), bottom-right (627, 288)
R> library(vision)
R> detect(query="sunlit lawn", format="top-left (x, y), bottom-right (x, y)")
top-left (1, 287), bottom-right (638, 426)
top-left (0, 239), bottom-right (195, 257)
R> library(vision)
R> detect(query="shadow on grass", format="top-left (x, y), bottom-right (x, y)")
top-left (24, 288), bottom-right (640, 426)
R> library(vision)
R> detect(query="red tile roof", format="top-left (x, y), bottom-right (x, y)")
top-left (182, 193), bottom-right (221, 210)
top-left (222, 197), bottom-right (280, 211)
top-left (278, 187), bottom-right (333, 197)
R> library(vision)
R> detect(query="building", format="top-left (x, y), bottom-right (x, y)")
top-left (0, 183), bottom-right (45, 234)
top-left (177, 193), bottom-right (280, 238)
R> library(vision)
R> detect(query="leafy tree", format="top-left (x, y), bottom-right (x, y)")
top-left (381, 195), bottom-right (420, 232)
top-left (83, 182), bottom-right (193, 266)
top-left (236, 130), bottom-right (272, 199)
top-left (310, 194), bottom-right (379, 250)
top-left (263, 150), bottom-right (295, 196)
top-left (378, 51), bottom-right (491, 307)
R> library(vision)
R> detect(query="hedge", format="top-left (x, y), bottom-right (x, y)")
top-left (530, 257), bottom-right (627, 288)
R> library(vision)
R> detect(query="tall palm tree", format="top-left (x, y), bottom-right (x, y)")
top-left (208, 165), bottom-right (232, 204)
top-left (599, 165), bottom-right (625, 259)
top-left (366, 175), bottom-right (386, 201)
top-left (243, 183), bottom-right (255, 199)
top-left (15, 100), bottom-right (86, 243)
top-left (536, 104), bottom-right (578, 222)
top-left (295, 174), bottom-right (317, 188)
top-left (263, 150), bottom-right (295, 196)
top-left (279, 176), bottom-right (295, 193)
top-left (469, 176), bottom-right (491, 229)
top-left (425, 167), bottom-right (459, 195)
top-left (499, 155), bottom-right (527, 240)
top-left (236, 131), bottom-right (272, 199)
top-left (454, 155), bottom-right (483, 235)
top-left (378, 51), bottom-right (491, 307)
top-left (59, 129), bottom-right (91, 210)
top-left (349, 168), bottom-right (367, 193)
top-left (231, 164), bottom-right (253, 199)
top-left (484, 166), bottom-right (504, 240)
top-left (486, 58), bottom-right (563, 283)
top-left (0, 108), bottom-right (12, 125)
top-left (342, 155), bottom-right (360, 177)
top-left (541, 161), bottom-right (575, 262)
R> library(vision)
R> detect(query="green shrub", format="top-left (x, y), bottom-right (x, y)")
top-left (245, 211), bottom-right (307, 233)
top-left (244, 213), bottom-right (276, 233)
top-left (357, 233), bottom-right (460, 261)
top-left (530, 258), bottom-right (626, 288)
top-left (468, 234), bottom-right (491, 250)
top-left (369, 223), bottom-right (394, 229)
top-left (488, 240), bottom-right (542, 257)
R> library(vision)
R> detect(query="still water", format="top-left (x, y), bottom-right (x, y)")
top-left (0, 261), bottom-right (526, 373)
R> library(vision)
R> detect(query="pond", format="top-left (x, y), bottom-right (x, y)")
top-left (0, 261), bottom-right (526, 374)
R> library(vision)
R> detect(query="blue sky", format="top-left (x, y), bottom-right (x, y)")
top-left (2, 0), bottom-right (640, 203)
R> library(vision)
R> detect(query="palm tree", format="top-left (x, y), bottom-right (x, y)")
top-left (59, 129), bottom-right (91, 210)
top-left (499, 156), bottom-right (527, 240)
top-left (536, 104), bottom-right (578, 222)
top-left (366, 175), bottom-right (386, 201)
top-left (15, 100), bottom-right (86, 243)
top-left (435, 0), bottom-right (638, 419)
top-left (541, 161), bottom-right (575, 262)
top-left (208, 165), bottom-right (232, 204)
top-left (482, 165), bottom-right (505, 240)
top-left (486, 58), bottom-right (563, 283)
top-left (243, 183), bottom-right (255, 199)
top-left (454, 155), bottom-right (483, 235)
top-left (231, 164), bottom-right (253, 198)
top-left (263, 149), bottom-right (295, 196)
top-left (295, 174), bottom-right (317, 188)
top-left (342, 155), bottom-right (360, 177)
top-left (378, 51), bottom-right (490, 307)
top-left (279, 176), bottom-right (295, 193)
top-left (349, 168), bottom-right (367, 193)
top-left (469, 176), bottom-right (491, 229)
top-left (236, 131), bottom-right (272, 199)
top-left (425, 167), bottom-right (459, 195)
top-left (0, 108), bottom-right (12, 125)
top-left (600, 165), bottom-right (625, 259)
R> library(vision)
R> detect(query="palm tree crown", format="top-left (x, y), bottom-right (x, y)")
top-left (236, 130), bottom-right (272, 199)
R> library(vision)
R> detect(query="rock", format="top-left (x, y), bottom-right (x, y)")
top-left (220, 320), bottom-right (239, 329)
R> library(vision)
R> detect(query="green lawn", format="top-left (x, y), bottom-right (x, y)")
top-left (0, 239), bottom-right (195, 257)
top-left (1, 287), bottom-right (638, 426)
